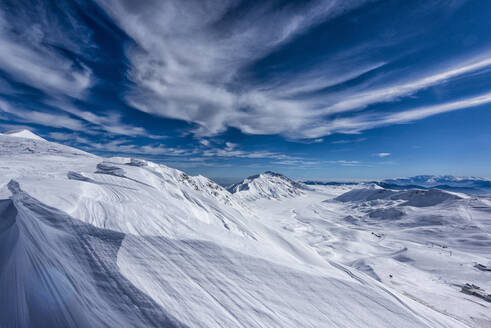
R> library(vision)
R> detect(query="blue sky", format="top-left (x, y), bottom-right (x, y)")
top-left (1, 0), bottom-right (491, 181)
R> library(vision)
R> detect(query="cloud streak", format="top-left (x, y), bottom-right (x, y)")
top-left (88, 0), bottom-right (491, 140)
top-left (94, 0), bottom-right (382, 138)
top-left (322, 56), bottom-right (491, 115)
top-left (1, 0), bottom-right (491, 173)
top-left (0, 2), bottom-right (93, 99)
top-left (302, 91), bottom-right (491, 137)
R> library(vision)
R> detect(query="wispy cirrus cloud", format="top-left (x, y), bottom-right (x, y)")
top-left (79, 139), bottom-right (192, 157)
top-left (0, 98), bottom-right (157, 139)
top-left (0, 2), bottom-right (93, 99)
top-left (321, 56), bottom-right (491, 115)
top-left (94, 0), bottom-right (377, 137)
top-left (302, 91), bottom-right (491, 137)
top-left (0, 100), bottom-right (87, 131)
top-left (331, 138), bottom-right (367, 144)
top-left (87, 0), bottom-right (491, 141)
top-left (1, 0), bottom-right (491, 178)
top-left (202, 148), bottom-right (293, 160)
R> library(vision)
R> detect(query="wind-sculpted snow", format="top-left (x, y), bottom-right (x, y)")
top-left (96, 162), bottom-right (127, 177)
top-left (1, 180), bottom-right (186, 328)
top-left (0, 132), bottom-right (488, 327)
top-left (0, 179), bottom-right (465, 328)
top-left (117, 235), bottom-right (462, 328)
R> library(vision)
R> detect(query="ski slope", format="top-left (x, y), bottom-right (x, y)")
top-left (0, 131), bottom-right (488, 327)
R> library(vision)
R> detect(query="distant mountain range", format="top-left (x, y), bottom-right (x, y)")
top-left (380, 175), bottom-right (491, 195)
top-left (304, 175), bottom-right (491, 195)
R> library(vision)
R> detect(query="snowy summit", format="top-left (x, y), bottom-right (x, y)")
top-left (227, 171), bottom-right (309, 200)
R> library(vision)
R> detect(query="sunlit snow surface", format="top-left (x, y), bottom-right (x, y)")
top-left (0, 133), bottom-right (489, 327)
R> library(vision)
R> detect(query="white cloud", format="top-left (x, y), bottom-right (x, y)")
top-left (321, 56), bottom-right (491, 115)
top-left (202, 143), bottom-right (296, 160)
top-left (84, 139), bottom-right (191, 156)
top-left (331, 137), bottom-right (367, 144)
top-left (50, 102), bottom-right (150, 137)
top-left (199, 139), bottom-right (211, 147)
top-left (224, 142), bottom-right (238, 150)
top-left (298, 90), bottom-right (491, 138)
top-left (94, 0), bottom-right (373, 138)
top-left (0, 100), bottom-right (86, 131)
top-left (92, 0), bottom-right (491, 140)
top-left (375, 152), bottom-right (391, 158)
top-left (0, 8), bottom-right (93, 99)
top-left (2, 0), bottom-right (489, 146)
top-left (47, 132), bottom-right (92, 145)
top-left (326, 160), bottom-right (365, 167)
top-left (275, 159), bottom-right (321, 166)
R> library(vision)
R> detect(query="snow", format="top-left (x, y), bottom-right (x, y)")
top-left (1, 132), bottom-right (489, 327)
top-left (227, 171), bottom-right (310, 200)
top-left (0, 129), bottom-right (47, 141)
top-left (248, 185), bottom-right (491, 327)
top-left (382, 175), bottom-right (491, 195)
top-left (335, 188), bottom-right (461, 207)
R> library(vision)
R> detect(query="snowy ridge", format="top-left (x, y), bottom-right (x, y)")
top-left (227, 171), bottom-right (309, 200)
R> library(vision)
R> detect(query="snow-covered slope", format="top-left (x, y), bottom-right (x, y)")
top-left (335, 187), bottom-right (461, 207)
top-left (249, 180), bottom-right (491, 327)
top-left (227, 171), bottom-right (309, 200)
top-left (0, 132), bottom-right (486, 327)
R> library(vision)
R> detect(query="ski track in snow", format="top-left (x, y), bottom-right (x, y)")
top-left (0, 132), bottom-right (490, 327)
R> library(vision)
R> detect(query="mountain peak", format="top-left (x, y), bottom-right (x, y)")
top-left (228, 171), bottom-right (307, 200)
top-left (244, 171), bottom-right (288, 181)
top-left (2, 129), bottom-right (46, 141)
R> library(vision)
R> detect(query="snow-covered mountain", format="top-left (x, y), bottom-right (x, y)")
top-left (227, 171), bottom-right (310, 200)
top-left (384, 175), bottom-right (491, 186)
top-left (335, 187), bottom-right (461, 207)
top-left (381, 175), bottom-right (491, 194)
top-left (1, 131), bottom-right (490, 327)
top-left (0, 131), bottom-right (263, 241)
